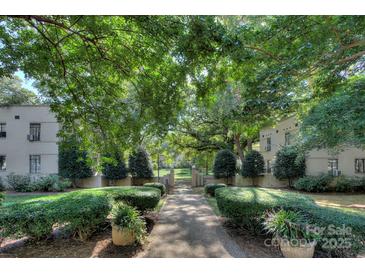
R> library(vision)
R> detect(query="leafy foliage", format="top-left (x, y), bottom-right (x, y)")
top-left (273, 145), bottom-right (306, 186)
top-left (335, 176), bottom-right (365, 192)
top-left (128, 147), bottom-right (154, 179)
top-left (241, 150), bottom-right (265, 182)
top-left (0, 75), bottom-right (40, 105)
top-left (143, 182), bottom-right (166, 196)
top-left (215, 187), bottom-right (365, 256)
top-left (58, 139), bottom-right (93, 180)
top-left (35, 175), bottom-right (71, 192)
top-left (110, 202), bottom-right (147, 244)
top-left (301, 76), bottom-right (365, 149)
top-left (0, 177), bottom-right (5, 192)
top-left (204, 183), bottom-right (226, 197)
top-left (111, 187), bottom-right (161, 211)
top-left (263, 209), bottom-right (318, 241)
top-left (213, 149), bottom-right (236, 179)
top-left (6, 173), bottom-right (33, 192)
top-left (215, 187), bottom-right (315, 227)
top-left (293, 175), bottom-right (333, 192)
top-left (102, 153), bottom-right (128, 180)
top-left (0, 186), bottom-right (159, 240)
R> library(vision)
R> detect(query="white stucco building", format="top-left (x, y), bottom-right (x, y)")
top-left (0, 105), bottom-right (59, 179)
top-left (260, 116), bottom-right (365, 178)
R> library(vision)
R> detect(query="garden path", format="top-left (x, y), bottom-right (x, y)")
top-left (137, 181), bottom-right (246, 258)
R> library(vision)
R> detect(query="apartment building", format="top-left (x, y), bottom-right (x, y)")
top-left (260, 116), bottom-right (365, 178)
top-left (0, 105), bottom-right (59, 179)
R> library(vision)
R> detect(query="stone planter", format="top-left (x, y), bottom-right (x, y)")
top-left (112, 225), bottom-right (135, 246)
top-left (279, 237), bottom-right (316, 258)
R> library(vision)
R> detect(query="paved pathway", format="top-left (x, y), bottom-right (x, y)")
top-left (138, 182), bottom-right (246, 258)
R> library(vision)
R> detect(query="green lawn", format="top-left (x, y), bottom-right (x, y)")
top-left (2, 192), bottom-right (64, 207)
top-left (153, 168), bottom-right (192, 180)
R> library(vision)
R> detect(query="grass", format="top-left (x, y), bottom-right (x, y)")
top-left (153, 168), bottom-right (192, 180)
top-left (1, 186), bottom-right (161, 208)
top-left (2, 192), bottom-right (65, 206)
top-left (282, 189), bottom-right (365, 212)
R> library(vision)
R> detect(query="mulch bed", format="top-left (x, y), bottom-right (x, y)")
top-left (0, 214), bottom-right (157, 258)
top-left (222, 220), bottom-right (283, 258)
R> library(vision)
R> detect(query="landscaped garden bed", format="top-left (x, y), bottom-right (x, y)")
top-left (207, 186), bottom-right (365, 258)
top-left (0, 186), bottom-right (164, 257)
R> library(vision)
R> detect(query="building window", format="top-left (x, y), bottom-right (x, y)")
top-left (328, 159), bottom-right (339, 176)
top-left (29, 155), bottom-right (41, 174)
top-left (0, 155), bottom-right (6, 171)
top-left (266, 160), bottom-right (272, 173)
top-left (266, 137), bottom-right (271, 151)
top-left (284, 132), bottom-right (291, 146)
top-left (0, 123), bottom-right (6, 138)
top-left (355, 159), bottom-right (365, 174)
top-left (29, 123), bottom-right (41, 141)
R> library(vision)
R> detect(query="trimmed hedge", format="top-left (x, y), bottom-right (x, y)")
top-left (111, 187), bottom-right (161, 211)
top-left (215, 187), bottom-right (365, 257)
top-left (216, 187), bottom-right (315, 225)
top-left (143, 183), bottom-right (166, 196)
top-left (335, 176), bottom-right (365, 192)
top-left (204, 183), bottom-right (226, 196)
top-left (0, 186), bottom-right (160, 240)
top-left (293, 174), bottom-right (333, 192)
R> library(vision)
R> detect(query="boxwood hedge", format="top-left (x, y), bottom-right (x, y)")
top-left (143, 182), bottom-right (166, 196)
top-left (204, 183), bottom-right (227, 196)
top-left (215, 187), bottom-right (365, 257)
top-left (0, 186), bottom-right (161, 240)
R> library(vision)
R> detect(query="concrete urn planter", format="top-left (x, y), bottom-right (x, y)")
top-left (279, 238), bottom-right (316, 258)
top-left (112, 225), bottom-right (135, 246)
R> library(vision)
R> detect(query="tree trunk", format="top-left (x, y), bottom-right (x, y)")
top-left (234, 133), bottom-right (245, 164)
top-left (247, 139), bottom-right (253, 152)
top-left (205, 156), bottom-right (208, 175)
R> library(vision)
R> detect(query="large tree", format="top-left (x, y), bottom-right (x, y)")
top-left (1, 15), bottom-right (364, 159)
top-left (300, 75), bottom-right (365, 150)
top-left (0, 75), bottom-right (40, 105)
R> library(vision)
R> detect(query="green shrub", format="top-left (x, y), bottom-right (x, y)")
top-left (335, 176), bottom-right (365, 192)
top-left (0, 187), bottom-right (160, 240)
top-left (0, 200), bottom-right (56, 239)
top-left (54, 192), bottom-right (111, 240)
top-left (241, 150), bottom-right (265, 185)
top-left (273, 145), bottom-right (305, 187)
top-left (144, 182), bottom-right (166, 196)
top-left (7, 173), bottom-right (33, 192)
top-left (111, 202), bottom-right (147, 244)
top-left (213, 149), bottom-right (236, 181)
top-left (0, 176), bottom-right (5, 191)
top-left (204, 183), bottom-right (227, 196)
top-left (128, 147), bottom-right (154, 179)
top-left (215, 187), bottom-right (315, 227)
top-left (112, 187), bottom-right (161, 211)
top-left (35, 175), bottom-right (71, 192)
top-left (0, 192), bottom-right (4, 205)
top-left (215, 187), bottom-right (365, 257)
top-left (293, 174), bottom-right (333, 192)
top-left (58, 139), bottom-right (93, 180)
top-left (102, 153), bottom-right (128, 180)
top-left (0, 191), bottom-right (110, 240)
top-left (263, 209), bottom-right (318, 242)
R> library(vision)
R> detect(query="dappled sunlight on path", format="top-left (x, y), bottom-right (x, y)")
top-left (137, 181), bottom-right (246, 258)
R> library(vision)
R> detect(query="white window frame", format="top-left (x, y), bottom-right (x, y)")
top-left (29, 155), bottom-right (41, 174)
